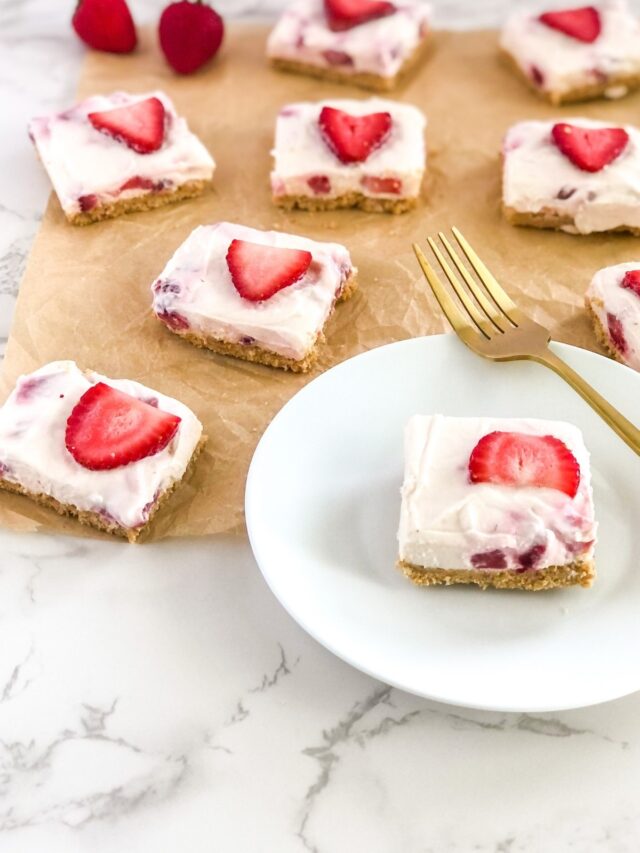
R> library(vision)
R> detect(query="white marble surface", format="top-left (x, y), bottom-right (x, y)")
top-left (2, 2), bottom-right (640, 851)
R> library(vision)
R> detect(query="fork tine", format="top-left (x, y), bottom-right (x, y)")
top-left (436, 233), bottom-right (506, 333)
top-left (412, 243), bottom-right (478, 339)
top-left (451, 227), bottom-right (522, 326)
top-left (426, 237), bottom-right (492, 339)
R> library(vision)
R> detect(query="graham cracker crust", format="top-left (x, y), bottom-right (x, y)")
top-left (68, 178), bottom-right (212, 226)
top-left (274, 192), bottom-right (418, 215)
top-left (158, 271), bottom-right (358, 373)
top-left (0, 435), bottom-right (207, 543)
top-left (397, 558), bottom-right (595, 591)
top-left (502, 203), bottom-right (640, 236)
top-left (269, 34), bottom-right (432, 92)
top-left (500, 47), bottom-right (640, 105)
top-left (585, 296), bottom-right (625, 364)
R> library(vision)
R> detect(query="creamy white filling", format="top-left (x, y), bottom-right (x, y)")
top-left (28, 91), bottom-right (215, 215)
top-left (0, 361), bottom-right (203, 530)
top-left (151, 221), bottom-right (355, 362)
top-left (398, 415), bottom-right (597, 571)
top-left (267, 0), bottom-right (431, 78)
top-left (271, 98), bottom-right (426, 201)
top-left (500, 0), bottom-right (640, 97)
top-left (587, 261), bottom-right (640, 370)
top-left (503, 118), bottom-right (640, 234)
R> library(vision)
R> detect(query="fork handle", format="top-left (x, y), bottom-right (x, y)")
top-left (531, 350), bottom-right (640, 455)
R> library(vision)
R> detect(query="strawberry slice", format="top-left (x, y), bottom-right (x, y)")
top-left (65, 382), bottom-right (181, 470)
top-left (621, 269), bottom-right (640, 298)
top-left (88, 97), bottom-right (166, 154)
top-left (319, 107), bottom-right (392, 165)
top-left (468, 431), bottom-right (580, 498)
top-left (551, 123), bottom-right (629, 172)
top-left (226, 240), bottom-right (312, 302)
top-left (324, 0), bottom-right (396, 31)
top-left (539, 6), bottom-right (601, 43)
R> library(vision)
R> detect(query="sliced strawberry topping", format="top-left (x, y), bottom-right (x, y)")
top-left (65, 382), bottom-right (180, 470)
top-left (324, 0), bottom-right (396, 31)
top-left (361, 175), bottom-right (402, 195)
top-left (621, 269), bottom-right (640, 298)
top-left (319, 107), bottom-right (392, 165)
top-left (88, 97), bottom-right (166, 154)
top-left (468, 431), bottom-right (581, 498)
top-left (539, 6), bottom-right (601, 43)
top-left (226, 240), bottom-right (312, 302)
top-left (607, 313), bottom-right (628, 355)
top-left (551, 123), bottom-right (629, 172)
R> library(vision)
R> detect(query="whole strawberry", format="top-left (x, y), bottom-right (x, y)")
top-left (72, 0), bottom-right (137, 53)
top-left (159, 1), bottom-right (224, 75)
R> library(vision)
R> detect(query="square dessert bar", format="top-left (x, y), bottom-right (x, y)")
top-left (397, 415), bottom-right (597, 591)
top-left (271, 98), bottom-right (426, 213)
top-left (28, 90), bottom-right (215, 225)
top-left (501, 1), bottom-right (640, 104)
top-left (502, 118), bottom-right (640, 235)
top-left (267, 0), bottom-right (432, 92)
top-left (0, 361), bottom-right (205, 542)
top-left (586, 262), bottom-right (640, 370)
top-left (151, 221), bottom-right (357, 373)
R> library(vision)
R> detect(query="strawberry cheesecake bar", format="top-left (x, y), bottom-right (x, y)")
top-left (586, 262), bottom-right (640, 369)
top-left (0, 361), bottom-right (205, 541)
top-left (267, 0), bottom-right (431, 92)
top-left (502, 118), bottom-right (640, 235)
top-left (271, 98), bottom-right (426, 213)
top-left (28, 91), bottom-right (215, 225)
top-left (397, 415), bottom-right (597, 591)
top-left (151, 221), bottom-right (357, 372)
top-left (501, 2), bottom-right (640, 104)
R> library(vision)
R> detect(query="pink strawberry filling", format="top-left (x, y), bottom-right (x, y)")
top-left (529, 65), bottom-right (545, 87)
top-left (322, 49), bottom-right (354, 66)
top-left (307, 175), bottom-right (331, 195)
top-left (607, 312), bottom-right (628, 355)
top-left (78, 193), bottom-right (98, 212)
top-left (361, 175), bottom-right (402, 195)
top-left (157, 309), bottom-right (190, 331)
top-left (471, 550), bottom-right (508, 569)
top-left (518, 543), bottom-right (546, 570)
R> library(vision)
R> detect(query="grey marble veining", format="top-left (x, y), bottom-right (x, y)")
top-left (1, 2), bottom-right (640, 851)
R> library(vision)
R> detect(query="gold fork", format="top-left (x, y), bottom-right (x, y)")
top-left (413, 227), bottom-right (640, 455)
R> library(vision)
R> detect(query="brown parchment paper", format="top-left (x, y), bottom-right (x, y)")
top-left (2, 24), bottom-right (640, 541)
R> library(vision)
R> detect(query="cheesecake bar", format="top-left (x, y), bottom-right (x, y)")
top-left (271, 98), bottom-right (426, 213)
top-left (151, 221), bottom-right (357, 372)
top-left (502, 118), bottom-right (640, 235)
top-left (397, 415), bottom-right (597, 591)
top-left (500, 1), bottom-right (640, 104)
top-left (267, 0), bottom-right (431, 92)
top-left (586, 262), bottom-right (640, 369)
top-left (28, 91), bottom-right (215, 225)
top-left (0, 361), bottom-right (205, 542)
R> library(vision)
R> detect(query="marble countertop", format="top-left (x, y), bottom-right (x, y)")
top-left (2, 2), bottom-right (640, 851)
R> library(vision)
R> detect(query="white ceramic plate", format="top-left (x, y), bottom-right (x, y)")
top-left (245, 336), bottom-right (640, 712)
